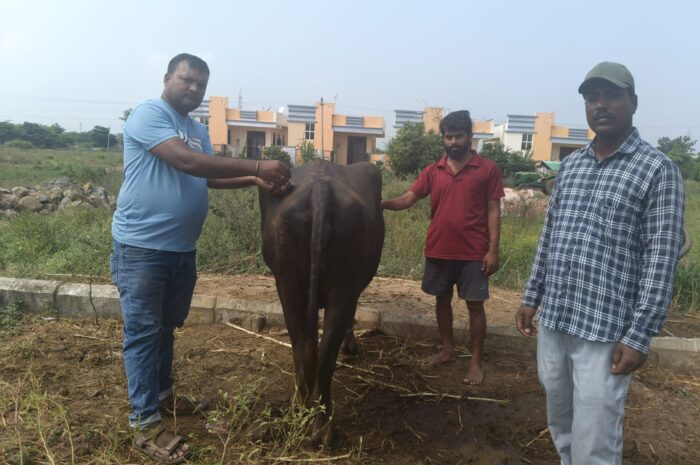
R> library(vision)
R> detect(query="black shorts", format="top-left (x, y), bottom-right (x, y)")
top-left (421, 258), bottom-right (489, 301)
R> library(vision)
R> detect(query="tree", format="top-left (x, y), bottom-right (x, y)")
top-left (263, 145), bottom-right (292, 167)
top-left (657, 135), bottom-right (699, 180)
top-left (0, 121), bottom-right (21, 144)
top-left (298, 140), bottom-right (319, 165)
top-left (385, 122), bottom-right (443, 178)
top-left (21, 122), bottom-right (61, 148)
top-left (119, 108), bottom-right (132, 122)
top-left (657, 135), bottom-right (696, 155)
top-left (0, 120), bottom-right (117, 149)
top-left (90, 125), bottom-right (117, 148)
top-left (479, 142), bottom-right (535, 178)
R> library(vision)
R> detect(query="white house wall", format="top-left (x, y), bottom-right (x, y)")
top-left (503, 132), bottom-right (524, 152)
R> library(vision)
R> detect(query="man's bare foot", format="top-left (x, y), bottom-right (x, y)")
top-left (431, 348), bottom-right (456, 364)
top-left (462, 362), bottom-right (485, 385)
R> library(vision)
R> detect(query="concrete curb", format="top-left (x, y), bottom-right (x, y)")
top-left (1, 277), bottom-right (698, 369)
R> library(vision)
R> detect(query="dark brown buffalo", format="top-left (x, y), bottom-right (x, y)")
top-left (258, 160), bottom-right (384, 446)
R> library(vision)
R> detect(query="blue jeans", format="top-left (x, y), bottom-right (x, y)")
top-left (110, 241), bottom-right (197, 429)
top-left (537, 327), bottom-right (632, 465)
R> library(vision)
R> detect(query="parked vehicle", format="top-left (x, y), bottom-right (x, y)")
top-left (512, 160), bottom-right (560, 195)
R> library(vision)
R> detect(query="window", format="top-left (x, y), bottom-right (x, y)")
top-left (521, 133), bottom-right (533, 151)
top-left (304, 123), bottom-right (315, 141)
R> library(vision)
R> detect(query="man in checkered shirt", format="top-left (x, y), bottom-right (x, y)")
top-left (516, 62), bottom-right (685, 465)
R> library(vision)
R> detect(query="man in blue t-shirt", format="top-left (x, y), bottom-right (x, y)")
top-left (111, 53), bottom-right (291, 463)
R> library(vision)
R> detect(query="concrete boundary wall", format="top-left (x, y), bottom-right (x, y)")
top-left (1, 277), bottom-right (698, 370)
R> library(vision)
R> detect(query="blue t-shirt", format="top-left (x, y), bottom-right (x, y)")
top-left (112, 98), bottom-right (214, 252)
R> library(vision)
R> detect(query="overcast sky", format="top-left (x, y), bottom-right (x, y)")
top-left (2, 0), bottom-right (698, 148)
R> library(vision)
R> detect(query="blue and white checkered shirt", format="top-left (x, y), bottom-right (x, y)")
top-left (523, 129), bottom-right (684, 353)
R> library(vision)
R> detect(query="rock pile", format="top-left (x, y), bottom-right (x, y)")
top-left (0, 177), bottom-right (115, 218)
top-left (500, 187), bottom-right (548, 217)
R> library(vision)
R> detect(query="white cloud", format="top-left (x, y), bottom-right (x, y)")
top-left (0, 29), bottom-right (36, 57)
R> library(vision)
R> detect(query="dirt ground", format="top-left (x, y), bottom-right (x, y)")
top-left (195, 274), bottom-right (526, 329)
top-left (1, 275), bottom-right (699, 464)
top-left (194, 274), bottom-right (700, 339)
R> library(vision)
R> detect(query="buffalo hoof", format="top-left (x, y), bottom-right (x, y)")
top-left (304, 426), bottom-right (342, 450)
top-left (340, 341), bottom-right (359, 356)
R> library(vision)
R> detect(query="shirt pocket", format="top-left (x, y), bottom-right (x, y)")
top-left (597, 197), bottom-right (639, 246)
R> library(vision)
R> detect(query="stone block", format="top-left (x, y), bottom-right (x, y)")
top-left (379, 309), bottom-right (439, 341)
top-left (55, 283), bottom-right (121, 320)
top-left (187, 294), bottom-right (216, 324)
top-left (651, 336), bottom-right (699, 353)
top-left (0, 277), bottom-right (60, 313)
top-left (354, 306), bottom-right (381, 330)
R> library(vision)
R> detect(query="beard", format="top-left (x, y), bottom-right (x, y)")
top-left (446, 145), bottom-right (469, 159)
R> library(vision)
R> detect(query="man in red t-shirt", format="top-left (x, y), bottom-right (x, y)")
top-left (382, 110), bottom-right (504, 385)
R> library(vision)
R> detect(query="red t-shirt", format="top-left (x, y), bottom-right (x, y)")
top-left (411, 151), bottom-right (504, 260)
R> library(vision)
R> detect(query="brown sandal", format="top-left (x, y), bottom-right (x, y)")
top-left (159, 395), bottom-right (209, 416)
top-left (133, 424), bottom-right (190, 464)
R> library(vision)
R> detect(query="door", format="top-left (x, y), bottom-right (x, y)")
top-left (559, 146), bottom-right (578, 161)
top-left (246, 131), bottom-right (266, 159)
top-left (347, 136), bottom-right (367, 164)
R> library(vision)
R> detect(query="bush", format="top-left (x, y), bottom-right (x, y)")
top-left (298, 140), bottom-right (318, 165)
top-left (59, 164), bottom-right (108, 185)
top-left (262, 146), bottom-right (292, 167)
top-left (5, 139), bottom-right (34, 149)
top-left (385, 123), bottom-right (443, 178)
top-left (479, 142), bottom-right (535, 178)
top-left (657, 136), bottom-right (700, 181)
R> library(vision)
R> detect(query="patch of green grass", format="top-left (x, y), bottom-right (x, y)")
top-left (0, 208), bottom-right (113, 280)
top-left (0, 146), bottom-right (123, 189)
top-left (0, 154), bottom-right (697, 314)
top-left (0, 300), bottom-right (24, 338)
top-left (380, 176), bottom-right (430, 279)
top-left (8, 338), bottom-right (39, 359)
top-left (491, 215), bottom-right (542, 289)
top-left (197, 188), bottom-right (268, 275)
top-left (672, 180), bottom-right (700, 313)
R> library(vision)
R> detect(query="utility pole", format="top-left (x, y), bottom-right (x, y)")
top-left (107, 127), bottom-right (111, 151)
top-left (320, 97), bottom-right (324, 160)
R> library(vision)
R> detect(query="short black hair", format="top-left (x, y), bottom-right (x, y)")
top-left (439, 110), bottom-right (472, 136)
top-left (167, 53), bottom-right (210, 75)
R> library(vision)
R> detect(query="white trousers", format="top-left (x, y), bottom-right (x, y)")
top-left (537, 327), bottom-right (632, 465)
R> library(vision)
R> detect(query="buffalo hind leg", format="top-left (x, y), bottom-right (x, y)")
top-left (340, 324), bottom-right (359, 356)
top-left (312, 303), bottom-right (356, 447)
top-left (289, 331), bottom-right (317, 408)
top-left (277, 282), bottom-right (317, 409)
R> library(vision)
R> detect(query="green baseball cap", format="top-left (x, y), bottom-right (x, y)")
top-left (578, 61), bottom-right (635, 94)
